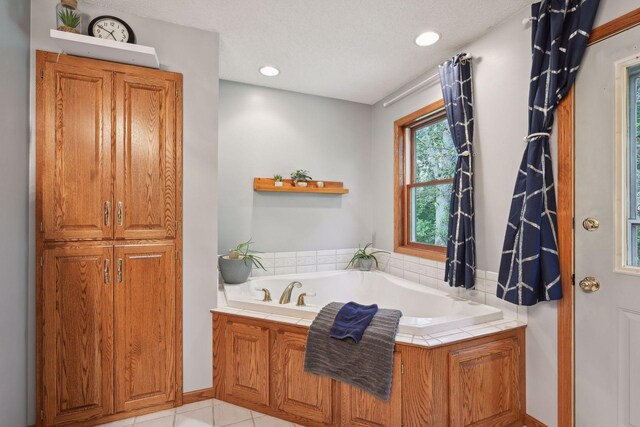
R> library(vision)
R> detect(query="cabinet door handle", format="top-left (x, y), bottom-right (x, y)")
top-left (104, 259), bottom-right (110, 284)
top-left (117, 202), bottom-right (123, 226)
top-left (104, 201), bottom-right (111, 226)
top-left (117, 259), bottom-right (123, 283)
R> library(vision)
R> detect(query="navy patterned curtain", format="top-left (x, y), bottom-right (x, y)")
top-left (498, 0), bottom-right (599, 305)
top-left (439, 54), bottom-right (475, 289)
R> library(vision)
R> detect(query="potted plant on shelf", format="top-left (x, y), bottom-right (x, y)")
top-left (346, 243), bottom-right (389, 271)
top-left (56, 0), bottom-right (81, 33)
top-left (273, 174), bottom-right (284, 187)
top-left (219, 239), bottom-right (266, 284)
top-left (290, 169), bottom-right (312, 187)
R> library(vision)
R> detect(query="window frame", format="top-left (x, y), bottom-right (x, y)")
top-left (394, 99), bottom-right (452, 261)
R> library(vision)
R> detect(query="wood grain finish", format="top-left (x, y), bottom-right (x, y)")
top-left (393, 98), bottom-right (449, 262)
top-left (557, 88), bottom-right (575, 427)
top-left (524, 413), bottom-right (549, 427)
top-left (42, 61), bottom-right (113, 241)
top-left (213, 313), bottom-right (526, 427)
top-left (42, 245), bottom-right (113, 425)
top-left (182, 388), bottom-right (215, 405)
top-left (37, 51), bottom-right (183, 426)
top-left (589, 8), bottom-right (640, 44)
top-left (114, 244), bottom-right (176, 412)
top-left (115, 73), bottom-right (176, 240)
top-left (224, 319), bottom-right (271, 407)
top-left (556, 9), bottom-right (640, 426)
top-left (273, 330), bottom-right (333, 424)
top-left (340, 353), bottom-right (402, 427)
top-left (254, 178), bottom-right (349, 194)
top-left (448, 338), bottom-right (521, 427)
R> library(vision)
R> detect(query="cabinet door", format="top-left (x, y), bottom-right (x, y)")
top-left (448, 338), bottom-right (521, 427)
top-left (114, 244), bottom-right (176, 412)
top-left (274, 329), bottom-right (334, 424)
top-left (114, 73), bottom-right (177, 240)
top-left (224, 320), bottom-right (270, 407)
top-left (341, 353), bottom-right (402, 427)
top-left (41, 61), bottom-right (113, 241)
top-left (42, 245), bottom-right (114, 425)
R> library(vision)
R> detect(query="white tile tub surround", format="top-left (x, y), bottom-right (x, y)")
top-left (211, 306), bottom-right (526, 349)
top-left (222, 247), bottom-right (526, 323)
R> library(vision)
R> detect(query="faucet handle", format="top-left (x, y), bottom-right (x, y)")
top-left (254, 287), bottom-right (272, 302)
top-left (296, 292), bottom-right (316, 306)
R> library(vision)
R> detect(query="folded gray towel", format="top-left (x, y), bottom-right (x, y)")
top-left (303, 302), bottom-right (402, 401)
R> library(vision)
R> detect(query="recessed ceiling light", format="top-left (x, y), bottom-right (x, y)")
top-left (415, 31), bottom-right (441, 47)
top-left (259, 66), bottom-right (280, 77)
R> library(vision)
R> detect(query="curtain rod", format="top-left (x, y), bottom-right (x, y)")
top-left (382, 55), bottom-right (473, 108)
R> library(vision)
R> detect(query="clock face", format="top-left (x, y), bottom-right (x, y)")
top-left (89, 16), bottom-right (135, 43)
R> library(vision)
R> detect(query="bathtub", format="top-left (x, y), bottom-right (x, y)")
top-left (223, 270), bottom-right (502, 335)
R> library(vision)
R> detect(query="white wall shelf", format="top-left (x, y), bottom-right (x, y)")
top-left (50, 29), bottom-right (159, 68)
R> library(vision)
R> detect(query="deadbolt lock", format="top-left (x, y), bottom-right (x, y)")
top-left (582, 217), bottom-right (600, 231)
top-left (579, 276), bottom-right (600, 293)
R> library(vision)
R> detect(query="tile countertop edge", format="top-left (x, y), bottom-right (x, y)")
top-left (210, 306), bottom-right (527, 349)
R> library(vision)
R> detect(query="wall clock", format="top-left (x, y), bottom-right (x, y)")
top-left (88, 15), bottom-right (136, 44)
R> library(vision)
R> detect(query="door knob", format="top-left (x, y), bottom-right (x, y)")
top-left (582, 217), bottom-right (600, 231)
top-left (579, 276), bottom-right (600, 293)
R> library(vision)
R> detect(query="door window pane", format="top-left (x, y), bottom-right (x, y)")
top-left (628, 67), bottom-right (640, 266)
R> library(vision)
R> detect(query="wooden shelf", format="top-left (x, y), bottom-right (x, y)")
top-left (253, 178), bottom-right (349, 194)
top-left (50, 29), bottom-right (160, 68)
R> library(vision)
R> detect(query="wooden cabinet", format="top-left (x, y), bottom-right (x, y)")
top-left (41, 61), bottom-right (113, 242)
top-left (273, 330), bottom-right (334, 424)
top-left (213, 313), bottom-right (526, 427)
top-left (114, 244), bottom-right (176, 412)
top-left (224, 319), bottom-right (271, 407)
top-left (37, 51), bottom-right (182, 427)
top-left (114, 73), bottom-right (177, 240)
top-left (448, 338), bottom-right (521, 427)
top-left (42, 246), bottom-right (114, 425)
top-left (340, 353), bottom-right (402, 427)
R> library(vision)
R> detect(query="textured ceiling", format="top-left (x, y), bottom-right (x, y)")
top-left (85, 0), bottom-right (531, 104)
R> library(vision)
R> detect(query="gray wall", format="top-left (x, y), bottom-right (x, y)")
top-left (370, 1), bottom-right (640, 425)
top-left (28, 1), bottom-right (220, 423)
top-left (0, 1), bottom-right (30, 426)
top-left (218, 81), bottom-right (372, 253)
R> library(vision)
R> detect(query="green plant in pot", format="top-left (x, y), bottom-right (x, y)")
top-left (273, 174), bottom-right (283, 187)
top-left (346, 243), bottom-right (389, 271)
top-left (57, 7), bottom-right (81, 33)
top-left (290, 169), bottom-right (312, 187)
top-left (219, 239), bottom-right (265, 284)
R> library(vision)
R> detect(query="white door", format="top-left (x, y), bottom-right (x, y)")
top-left (575, 25), bottom-right (640, 426)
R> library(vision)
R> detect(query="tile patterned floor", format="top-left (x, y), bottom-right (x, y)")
top-left (96, 399), bottom-right (306, 427)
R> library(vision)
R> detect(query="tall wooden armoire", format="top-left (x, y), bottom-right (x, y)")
top-left (35, 50), bottom-right (183, 426)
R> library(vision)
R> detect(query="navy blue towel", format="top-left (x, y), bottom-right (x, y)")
top-left (329, 301), bottom-right (379, 343)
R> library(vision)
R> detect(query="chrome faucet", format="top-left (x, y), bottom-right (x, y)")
top-left (279, 281), bottom-right (302, 304)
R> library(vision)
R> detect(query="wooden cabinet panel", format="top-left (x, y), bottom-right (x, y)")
top-left (273, 330), bottom-right (333, 424)
top-left (41, 62), bottom-right (112, 241)
top-left (42, 245), bottom-right (113, 425)
top-left (114, 73), bottom-right (176, 240)
top-left (448, 337), bottom-right (521, 427)
top-left (114, 244), bottom-right (176, 412)
top-left (341, 353), bottom-right (402, 427)
top-left (224, 320), bottom-right (271, 407)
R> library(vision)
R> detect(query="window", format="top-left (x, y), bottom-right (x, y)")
top-left (627, 65), bottom-right (640, 266)
top-left (394, 99), bottom-right (457, 260)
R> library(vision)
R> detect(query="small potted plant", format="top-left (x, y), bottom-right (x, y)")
top-left (346, 243), bottom-right (389, 271)
top-left (290, 169), bottom-right (312, 187)
top-left (273, 174), bottom-right (283, 187)
top-left (56, 0), bottom-right (81, 33)
top-left (219, 239), bottom-right (266, 284)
